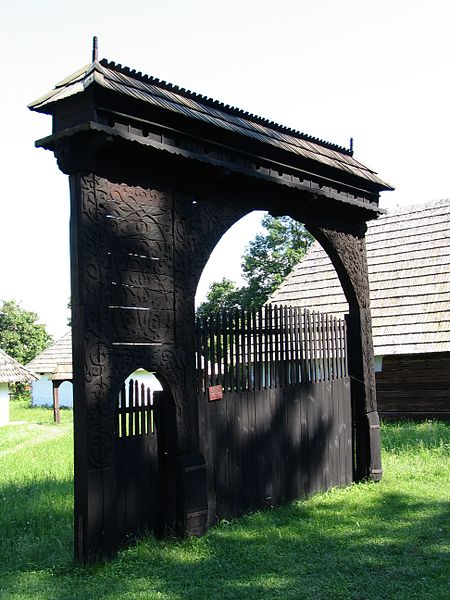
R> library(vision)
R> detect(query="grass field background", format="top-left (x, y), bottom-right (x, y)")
top-left (0, 400), bottom-right (448, 599)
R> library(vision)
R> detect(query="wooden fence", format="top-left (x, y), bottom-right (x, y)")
top-left (117, 379), bottom-right (155, 438)
top-left (196, 305), bottom-right (352, 524)
top-left (196, 305), bottom-right (348, 393)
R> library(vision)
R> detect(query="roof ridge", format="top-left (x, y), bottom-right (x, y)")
top-left (99, 58), bottom-right (354, 157)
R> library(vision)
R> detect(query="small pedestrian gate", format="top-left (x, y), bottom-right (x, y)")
top-left (116, 383), bottom-right (177, 540)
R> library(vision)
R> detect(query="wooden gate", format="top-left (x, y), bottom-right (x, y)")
top-left (196, 305), bottom-right (352, 524)
top-left (116, 382), bottom-right (176, 541)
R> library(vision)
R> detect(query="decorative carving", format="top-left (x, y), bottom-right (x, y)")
top-left (301, 217), bottom-right (379, 481)
top-left (70, 166), bottom-right (380, 559)
top-left (300, 216), bottom-right (376, 404)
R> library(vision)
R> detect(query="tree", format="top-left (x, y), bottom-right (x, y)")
top-left (0, 300), bottom-right (53, 365)
top-left (196, 215), bottom-right (314, 316)
top-left (241, 215), bottom-right (314, 308)
top-left (196, 278), bottom-right (244, 320)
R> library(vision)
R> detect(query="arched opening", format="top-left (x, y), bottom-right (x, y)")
top-left (115, 368), bottom-right (176, 541)
top-left (117, 369), bottom-right (163, 437)
top-left (195, 210), bottom-right (266, 308)
top-left (193, 209), bottom-right (354, 524)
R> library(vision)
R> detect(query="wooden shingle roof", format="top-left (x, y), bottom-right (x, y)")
top-left (0, 349), bottom-right (37, 384)
top-left (26, 331), bottom-right (72, 379)
top-left (269, 199), bottom-right (450, 356)
top-left (28, 60), bottom-right (392, 193)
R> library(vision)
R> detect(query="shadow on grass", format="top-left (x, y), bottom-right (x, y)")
top-left (0, 478), bottom-right (73, 574)
top-left (1, 478), bottom-right (449, 600)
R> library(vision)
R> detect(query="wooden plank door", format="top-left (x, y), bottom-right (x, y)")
top-left (116, 381), bottom-right (161, 541)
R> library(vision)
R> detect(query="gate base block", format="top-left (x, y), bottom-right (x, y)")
top-left (367, 410), bottom-right (383, 482)
top-left (176, 452), bottom-right (208, 537)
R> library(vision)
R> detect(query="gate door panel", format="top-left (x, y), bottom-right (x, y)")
top-left (116, 380), bottom-right (160, 539)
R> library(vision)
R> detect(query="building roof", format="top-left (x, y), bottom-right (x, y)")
top-left (0, 349), bottom-right (38, 384)
top-left (28, 59), bottom-right (392, 192)
top-left (26, 331), bottom-right (72, 380)
top-left (269, 199), bottom-right (450, 356)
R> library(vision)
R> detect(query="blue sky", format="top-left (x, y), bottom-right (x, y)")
top-left (1, 0), bottom-right (449, 337)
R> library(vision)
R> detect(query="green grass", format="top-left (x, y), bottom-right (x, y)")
top-left (0, 404), bottom-right (449, 600)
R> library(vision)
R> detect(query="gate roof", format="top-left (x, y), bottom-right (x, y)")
top-left (29, 58), bottom-right (393, 210)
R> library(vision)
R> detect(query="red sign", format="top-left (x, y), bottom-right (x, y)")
top-left (208, 385), bottom-right (223, 401)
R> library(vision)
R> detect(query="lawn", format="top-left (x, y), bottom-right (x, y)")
top-left (0, 400), bottom-right (448, 600)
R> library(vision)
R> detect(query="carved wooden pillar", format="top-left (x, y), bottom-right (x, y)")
top-left (67, 164), bottom-right (248, 561)
top-left (305, 219), bottom-right (382, 483)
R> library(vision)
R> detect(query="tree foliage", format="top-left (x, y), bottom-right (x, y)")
top-left (195, 278), bottom-right (244, 320)
top-left (196, 215), bottom-right (314, 317)
top-left (0, 300), bottom-right (53, 365)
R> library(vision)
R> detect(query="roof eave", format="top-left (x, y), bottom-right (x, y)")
top-left (27, 62), bottom-right (101, 114)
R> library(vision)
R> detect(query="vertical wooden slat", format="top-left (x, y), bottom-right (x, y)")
top-left (146, 388), bottom-right (151, 435)
top-left (195, 318), bottom-right (201, 392)
top-left (134, 379), bottom-right (140, 436)
top-left (234, 310), bottom-right (240, 392)
top-left (201, 315), bottom-right (208, 392)
top-left (305, 310), bottom-right (311, 382)
top-left (329, 317), bottom-right (335, 379)
top-left (128, 379), bottom-right (134, 437)
top-left (277, 305), bottom-right (282, 387)
top-left (247, 309), bottom-right (253, 391)
top-left (333, 318), bottom-right (339, 379)
top-left (255, 308), bottom-right (262, 390)
top-left (140, 383), bottom-right (145, 436)
top-left (296, 308), bottom-right (304, 383)
top-left (339, 318), bottom-right (345, 378)
top-left (309, 311), bottom-right (314, 382)
top-left (294, 306), bottom-right (305, 382)
top-left (303, 308), bottom-right (309, 382)
top-left (288, 306), bottom-right (295, 385)
top-left (336, 318), bottom-right (342, 378)
top-left (313, 312), bottom-right (318, 383)
top-left (311, 312), bottom-right (317, 382)
top-left (216, 313), bottom-right (223, 388)
top-left (279, 305), bottom-right (284, 387)
top-left (325, 314), bottom-right (331, 382)
top-left (222, 310), bottom-right (229, 392)
top-left (228, 311), bottom-right (234, 392)
top-left (226, 393), bottom-right (240, 516)
top-left (283, 306), bottom-right (289, 387)
top-left (210, 315), bottom-right (216, 387)
top-left (330, 379), bottom-right (340, 487)
top-left (278, 306), bottom-right (284, 387)
top-left (120, 383), bottom-right (126, 438)
top-left (296, 307), bottom-right (302, 384)
top-left (320, 312), bottom-right (326, 382)
top-left (343, 318), bottom-right (349, 377)
top-left (240, 309), bottom-right (246, 391)
top-left (274, 305), bottom-right (280, 387)
top-left (336, 317), bottom-right (341, 378)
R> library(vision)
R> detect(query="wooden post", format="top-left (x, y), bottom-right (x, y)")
top-left (304, 219), bottom-right (382, 483)
top-left (52, 382), bottom-right (61, 424)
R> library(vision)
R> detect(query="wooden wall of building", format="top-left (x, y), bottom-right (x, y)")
top-left (376, 352), bottom-right (450, 419)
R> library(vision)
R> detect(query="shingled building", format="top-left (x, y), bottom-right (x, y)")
top-left (270, 199), bottom-right (450, 418)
